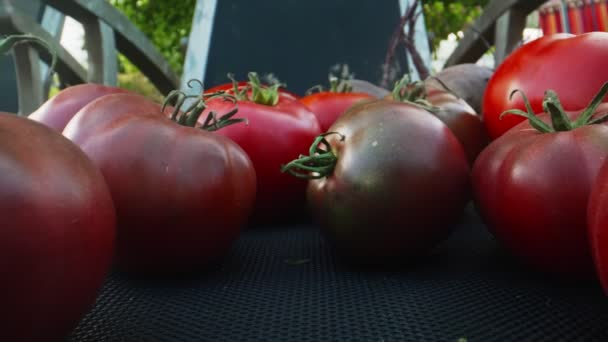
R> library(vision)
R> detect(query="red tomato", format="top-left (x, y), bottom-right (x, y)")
top-left (29, 83), bottom-right (130, 131)
top-left (0, 113), bottom-right (115, 341)
top-left (282, 99), bottom-right (470, 263)
top-left (387, 77), bottom-right (488, 165)
top-left (63, 93), bottom-right (256, 274)
top-left (300, 91), bottom-right (373, 132)
top-left (483, 32), bottom-right (608, 140)
top-left (424, 87), bottom-right (488, 165)
top-left (588, 160), bottom-right (608, 294)
top-left (473, 86), bottom-right (608, 277)
top-left (201, 72), bottom-right (321, 224)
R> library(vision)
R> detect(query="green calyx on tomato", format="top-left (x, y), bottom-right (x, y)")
top-left (280, 132), bottom-right (345, 179)
top-left (391, 74), bottom-right (425, 102)
top-left (306, 75), bottom-right (355, 95)
top-left (227, 72), bottom-right (284, 106)
top-left (501, 82), bottom-right (608, 133)
top-left (305, 64), bottom-right (358, 95)
top-left (389, 74), bottom-right (438, 113)
top-left (162, 80), bottom-right (246, 131)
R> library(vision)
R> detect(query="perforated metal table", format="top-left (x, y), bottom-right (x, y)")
top-left (68, 206), bottom-right (608, 341)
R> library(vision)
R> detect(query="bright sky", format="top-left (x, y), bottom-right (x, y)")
top-left (60, 16), bottom-right (87, 67)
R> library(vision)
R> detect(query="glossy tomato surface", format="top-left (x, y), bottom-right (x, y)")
top-left (426, 63), bottom-right (493, 115)
top-left (29, 83), bottom-right (130, 132)
top-left (483, 32), bottom-right (608, 139)
top-left (306, 99), bottom-right (470, 263)
top-left (473, 109), bottom-right (608, 278)
top-left (424, 87), bottom-right (488, 165)
top-left (63, 93), bottom-right (256, 274)
top-left (202, 85), bottom-right (321, 224)
top-left (300, 91), bottom-right (373, 132)
top-left (386, 81), bottom-right (488, 166)
top-left (588, 159), bottom-right (608, 294)
top-left (0, 113), bottom-right (115, 341)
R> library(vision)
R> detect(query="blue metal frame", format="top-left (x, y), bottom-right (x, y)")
top-left (181, 0), bottom-right (217, 94)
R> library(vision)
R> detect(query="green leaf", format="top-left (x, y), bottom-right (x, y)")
top-left (109, 0), bottom-right (196, 75)
top-left (422, 0), bottom-right (490, 52)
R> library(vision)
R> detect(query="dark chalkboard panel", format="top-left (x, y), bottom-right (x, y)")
top-left (203, 0), bottom-right (407, 95)
top-left (0, 55), bottom-right (18, 113)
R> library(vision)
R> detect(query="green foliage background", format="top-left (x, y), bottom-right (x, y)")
top-left (108, 0), bottom-right (196, 100)
top-left (108, 0), bottom-right (489, 96)
top-left (422, 0), bottom-right (491, 52)
top-left (109, 0), bottom-right (195, 75)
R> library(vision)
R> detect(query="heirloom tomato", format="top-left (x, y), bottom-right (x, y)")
top-left (0, 113), bottom-right (115, 341)
top-left (388, 75), bottom-right (488, 165)
top-left (29, 83), bottom-right (130, 131)
top-left (483, 32), bottom-right (608, 139)
top-left (473, 84), bottom-right (608, 277)
top-left (282, 99), bottom-right (470, 263)
top-left (299, 75), bottom-right (373, 132)
top-left (200, 72), bottom-right (321, 224)
top-left (63, 91), bottom-right (256, 274)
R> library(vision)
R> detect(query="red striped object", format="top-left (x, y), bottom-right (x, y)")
top-left (596, 0), bottom-right (608, 31)
top-left (568, 1), bottom-right (585, 34)
top-left (583, 0), bottom-right (596, 32)
top-left (539, 0), bottom-right (608, 34)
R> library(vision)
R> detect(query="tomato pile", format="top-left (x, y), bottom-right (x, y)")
top-left (5, 31), bottom-right (608, 340)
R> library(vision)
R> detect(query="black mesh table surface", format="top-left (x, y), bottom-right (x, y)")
top-left (68, 206), bottom-right (608, 341)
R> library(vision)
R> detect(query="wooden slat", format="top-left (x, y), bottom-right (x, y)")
top-left (82, 18), bottom-right (118, 85)
top-left (12, 44), bottom-right (44, 115)
top-left (39, 5), bottom-right (65, 97)
top-left (494, 7), bottom-right (528, 65)
top-left (43, 0), bottom-right (180, 94)
top-left (0, 1), bottom-right (87, 115)
top-left (444, 0), bottom-right (547, 67)
top-left (180, 0), bottom-right (217, 94)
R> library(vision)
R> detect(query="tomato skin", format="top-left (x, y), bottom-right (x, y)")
top-left (424, 87), bottom-right (488, 165)
top-left (386, 84), bottom-right (488, 165)
top-left (426, 63), bottom-right (494, 115)
top-left (0, 113), bottom-right (115, 341)
top-left (588, 160), bottom-right (608, 294)
top-left (306, 99), bottom-right (470, 263)
top-left (63, 93), bottom-right (256, 274)
top-left (29, 83), bottom-right (130, 132)
top-left (473, 110), bottom-right (608, 277)
top-left (299, 92), bottom-right (373, 132)
top-left (202, 87), bottom-right (321, 224)
top-left (483, 32), bottom-right (608, 140)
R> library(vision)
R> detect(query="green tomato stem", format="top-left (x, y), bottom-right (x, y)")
top-left (574, 82), bottom-right (608, 127)
top-left (304, 66), bottom-right (354, 95)
top-left (500, 81), bottom-right (608, 133)
top-left (281, 132), bottom-right (344, 179)
top-left (542, 90), bottom-right (573, 131)
top-left (161, 82), bottom-right (246, 131)
top-left (500, 90), bottom-right (555, 133)
top-left (328, 75), bottom-right (353, 93)
top-left (389, 73), bottom-right (439, 114)
top-left (248, 72), bottom-right (282, 106)
top-left (227, 73), bottom-right (250, 101)
top-left (589, 112), bottom-right (608, 125)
